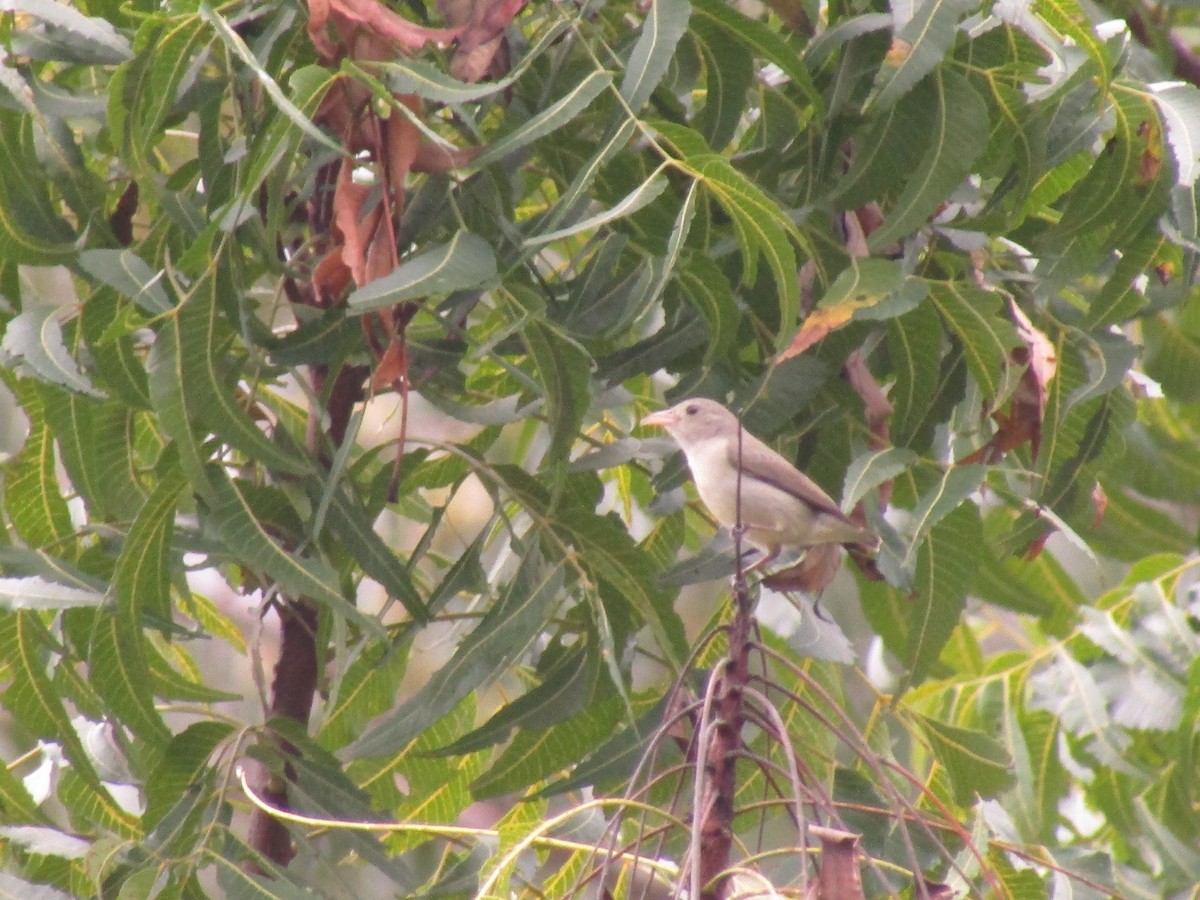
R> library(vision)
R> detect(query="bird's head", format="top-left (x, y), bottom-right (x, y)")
top-left (642, 397), bottom-right (739, 449)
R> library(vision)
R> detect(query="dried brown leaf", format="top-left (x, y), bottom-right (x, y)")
top-left (843, 350), bottom-right (892, 448)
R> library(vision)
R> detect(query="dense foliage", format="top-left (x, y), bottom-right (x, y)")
top-left (0, 0), bottom-right (1199, 895)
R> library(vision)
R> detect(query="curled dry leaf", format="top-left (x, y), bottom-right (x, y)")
top-left (776, 305), bottom-right (857, 361)
top-left (1003, 299), bottom-right (1056, 461)
top-left (332, 157), bottom-right (379, 287)
top-left (961, 299), bottom-right (1057, 465)
top-left (843, 349), bottom-right (892, 450)
top-left (312, 248), bottom-right (353, 305)
top-left (414, 142), bottom-right (479, 173)
top-left (308, 0), bottom-right (459, 62)
top-left (438, 0), bottom-right (527, 82)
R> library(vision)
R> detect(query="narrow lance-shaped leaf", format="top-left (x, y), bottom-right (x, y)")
top-left (0, 110), bottom-right (76, 264)
top-left (1, 304), bottom-right (103, 397)
top-left (690, 0), bottom-right (820, 107)
top-left (472, 692), bottom-right (625, 799)
top-left (524, 172), bottom-right (670, 247)
top-left (368, 20), bottom-right (570, 103)
top-left (927, 281), bottom-right (1018, 399)
top-left (198, 4), bottom-right (343, 155)
top-left (4, 380), bottom-right (74, 549)
top-left (147, 269), bottom-right (312, 496)
top-left (0, 613), bottom-right (112, 796)
top-left (309, 481), bottom-right (428, 623)
top-left (0, 577), bottom-right (105, 610)
top-left (347, 231), bottom-right (498, 311)
top-left (436, 639), bottom-right (601, 755)
top-left (621, 0), bottom-right (692, 111)
top-left (690, 153), bottom-right (802, 349)
top-left (871, 0), bottom-right (979, 110)
top-left (78, 249), bottom-right (171, 314)
top-left (842, 447), bottom-right (917, 509)
top-left (474, 71), bottom-right (612, 166)
top-left (917, 714), bottom-right (1016, 805)
top-left (0, 0), bottom-right (131, 62)
top-left (206, 468), bottom-right (378, 633)
top-left (353, 545), bottom-right (563, 758)
top-left (521, 321), bottom-right (592, 471)
top-left (89, 461), bottom-right (187, 743)
top-left (902, 502), bottom-right (981, 689)
top-left (867, 70), bottom-right (989, 251)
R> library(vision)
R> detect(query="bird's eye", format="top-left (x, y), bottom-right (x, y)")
top-left (686, 404), bottom-right (699, 415)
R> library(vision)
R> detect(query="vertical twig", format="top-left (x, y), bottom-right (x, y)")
top-left (693, 414), bottom-right (754, 899)
top-left (246, 352), bottom-right (364, 868)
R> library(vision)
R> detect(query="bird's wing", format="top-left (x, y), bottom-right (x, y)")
top-left (727, 429), bottom-right (852, 522)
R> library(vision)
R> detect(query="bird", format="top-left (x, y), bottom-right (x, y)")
top-left (642, 398), bottom-right (875, 573)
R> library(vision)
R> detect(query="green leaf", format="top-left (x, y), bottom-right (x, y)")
top-left (1084, 231), bottom-right (1163, 329)
top-left (143, 721), bottom-right (234, 828)
top-left (78, 249), bottom-right (172, 315)
top-left (0, 577), bottom-right (104, 610)
top-left (346, 231), bottom-right (498, 311)
top-left (871, 0), bottom-right (978, 110)
top-left (0, 111), bottom-right (76, 264)
top-left (1151, 82), bottom-right (1200, 187)
top-left (474, 71), bottom-right (612, 166)
top-left (690, 153), bottom-right (801, 347)
top-left (437, 638), bottom-right (601, 755)
top-left (207, 469), bottom-right (368, 625)
top-left (927, 282), bottom-right (1018, 398)
top-left (902, 502), bottom-right (981, 688)
top-left (907, 465), bottom-right (987, 552)
top-left (520, 321), bottom-right (591, 470)
top-left (353, 546), bottom-right (562, 757)
top-left (1, 0), bottom-right (131, 62)
top-left (691, 0), bottom-right (820, 107)
top-left (486, 465), bottom-right (687, 666)
top-left (887, 300), bottom-right (944, 446)
top-left (842, 447), bottom-right (917, 509)
top-left (524, 173), bottom-right (669, 247)
top-left (1, 304), bottom-right (103, 398)
top-left (147, 270), bottom-right (312, 492)
top-left (198, 4), bottom-right (343, 156)
top-left (114, 460), bottom-right (186, 624)
top-left (5, 381), bottom-right (74, 549)
top-left (918, 714), bottom-right (1015, 805)
top-left (0, 613), bottom-right (109, 794)
top-left (366, 19), bottom-right (568, 103)
top-left (313, 482), bottom-right (427, 622)
top-left (109, 19), bottom-right (207, 181)
top-left (88, 612), bottom-right (170, 743)
top-left (867, 70), bottom-right (989, 250)
top-left (620, 0), bottom-right (692, 111)
top-left (471, 692), bottom-right (625, 798)
top-left (675, 254), bottom-right (738, 362)
top-left (695, 23), bottom-right (755, 150)
top-left (316, 643), bottom-right (409, 750)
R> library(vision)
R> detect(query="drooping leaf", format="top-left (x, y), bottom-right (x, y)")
top-left (902, 502), bottom-right (981, 688)
top-left (346, 231), bottom-right (498, 311)
top-left (867, 70), bottom-right (989, 250)
top-left (871, 0), bottom-right (979, 110)
top-left (353, 546), bottom-right (562, 757)
top-left (620, 0), bottom-right (692, 111)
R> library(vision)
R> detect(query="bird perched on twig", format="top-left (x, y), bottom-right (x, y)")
top-left (643, 398), bottom-right (876, 575)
